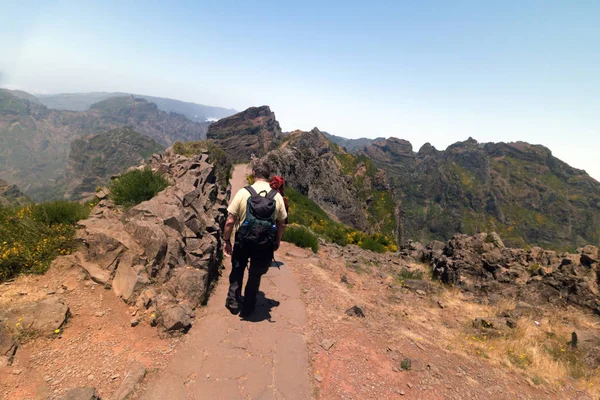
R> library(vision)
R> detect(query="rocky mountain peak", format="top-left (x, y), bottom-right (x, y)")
top-left (363, 137), bottom-right (415, 164)
top-left (287, 127), bottom-right (332, 151)
top-left (206, 105), bottom-right (283, 162)
top-left (417, 142), bottom-right (439, 158)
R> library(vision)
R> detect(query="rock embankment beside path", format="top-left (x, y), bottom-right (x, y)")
top-left (72, 147), bottom-right (230, 333)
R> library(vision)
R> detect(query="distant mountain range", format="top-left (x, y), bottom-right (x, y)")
top-left (0, 89), bottom-right (213, 201)
top-left (2, 88), bottom-right (598, 250)
top-left (37, 92), bottom-right (237, 123)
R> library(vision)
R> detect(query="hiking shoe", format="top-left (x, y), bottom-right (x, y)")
top-left (225, 299), bottom-right (240, 314)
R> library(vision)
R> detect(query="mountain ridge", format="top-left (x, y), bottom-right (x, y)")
top-left (201, 106), bottom-right (600, 250)
top-left (363, 136), bottom-right (600, 250)
top-left (37, 91), bottom-right (236, 122)
top-left (64, 127), bottom-right (165, 200)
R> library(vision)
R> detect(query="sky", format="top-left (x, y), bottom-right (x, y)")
top-left (1, 0), bottom-right (599, 180)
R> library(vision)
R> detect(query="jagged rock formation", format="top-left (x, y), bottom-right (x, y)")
top-left (207, 106), bottom-right (283, 163)
top-left (0, 89), bottom-right (210, 201)
top-left (365, 137), bottom-right (600, 250)
top-left (0, 179), bottom-right (29, 207)
top-left (263, 128), bottom-right (396, 235)
top-left (409, 232), bottom-right (600, 314)
top-left (70, 147), bottom-right (230, 332)
top-left (64, 127), bottom-right (164, 200)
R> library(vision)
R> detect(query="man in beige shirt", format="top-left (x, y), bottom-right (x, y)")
top-left (223, 160), bottom-right (287, 318)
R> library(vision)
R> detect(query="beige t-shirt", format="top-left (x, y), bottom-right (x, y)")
top-left (227, 180), bottom-right (288, 230)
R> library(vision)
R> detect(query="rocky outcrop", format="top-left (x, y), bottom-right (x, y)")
top-left (414, 232), bottom-right (600, 314)
top-left (365, 137), bottom-right (600, 250)
top-left (262, 128), bottom-right (395, 235)
top-left (207, 106), bottom-right (283, 163)
top-left (0, 179), bottom-right (29, 207)
top-left (363, 137), bottom-right (415, 164)
top-left (0, 89), bottom-right (210, 201)
top-left (72, 147), bottom-right (230, 332)
top-left (64, 127), bottom-right (164, 200)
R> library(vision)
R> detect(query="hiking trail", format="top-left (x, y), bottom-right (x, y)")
top-left (137, 164), bottom-right (312, 400)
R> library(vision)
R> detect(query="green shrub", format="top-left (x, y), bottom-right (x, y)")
top-left (282, 225), bottom-right (319, 253)
top-left (109, 168), bottom-right (169, 207)
top-left (0, 205), bottom-right (77, 281)
top-left (172, 140), bottom-right (232, 186)
top-left (32, 200), bottom-right (91, 225)
top-left (358, 236), bottom-right (386, 253)
top-left (287, 188), bottom-right (351, 246)
top-left (286, 187), bottom-right (398, 251)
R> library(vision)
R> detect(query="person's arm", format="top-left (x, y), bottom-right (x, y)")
top-left (275, 219), bottom-right (286, 250)
top-left (223, 213), bottom-right (237, 257)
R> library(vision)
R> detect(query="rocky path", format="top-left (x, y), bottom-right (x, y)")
top-left (137, 164), bottom-right (312, 400)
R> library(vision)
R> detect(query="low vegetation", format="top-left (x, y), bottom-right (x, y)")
top-left (282, 224), bottom-right (319, 253)
top-left (286, 187), bottom-right (397, 252)
top-left (172, 140), bottom-right (232, 186)
top-left (109, 168), bottom-right (169, 207)
top-left (436, 294), bottom-right (600, 395)
top-left (0, 201), bottom-right (94, 281)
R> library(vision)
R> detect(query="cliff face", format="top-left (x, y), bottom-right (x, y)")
top-left (263, 128), bottom-right (397, 236)
top-left (0, 90), bottom-right (209, 201)
top-left (365, 137), bottom-right (600, 250)
top-left (64, 127), bottom-right (164, 200)
top-left (206, 106), bottom-right (283, 163)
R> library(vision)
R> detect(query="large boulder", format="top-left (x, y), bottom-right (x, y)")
top-left (0, 297), bottom-right (69, 334)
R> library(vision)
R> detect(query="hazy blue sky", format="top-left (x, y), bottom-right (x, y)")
top-left (1, 1), bottom-right (599, 180)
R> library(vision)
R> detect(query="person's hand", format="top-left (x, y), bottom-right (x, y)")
top-left (224, 241), bottom-right (233, 257)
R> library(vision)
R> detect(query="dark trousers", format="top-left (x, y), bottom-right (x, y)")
top-left (227, 240), bottom-right (273, 314)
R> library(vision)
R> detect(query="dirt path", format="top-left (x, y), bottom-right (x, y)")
top-left (137, 164), bottom-right (312, 399)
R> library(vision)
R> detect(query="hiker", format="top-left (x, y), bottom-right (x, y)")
top-left (269, 175), bottom-right (289, 225)
top-left (223, 160), bottom-right (287, 317)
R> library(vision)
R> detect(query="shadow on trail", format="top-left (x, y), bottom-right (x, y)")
top-left (271, 260), bottom-right (285, 268)
top-left (241, 291), bottom-right (280, 323)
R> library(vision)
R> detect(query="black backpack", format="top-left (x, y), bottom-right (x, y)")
top-left (236, 186), bottom-right (278, 250)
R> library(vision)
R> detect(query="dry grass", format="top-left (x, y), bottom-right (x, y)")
top-left (304, 247), bottom-right (600, 396)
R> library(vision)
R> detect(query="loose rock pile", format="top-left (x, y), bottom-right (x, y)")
top-left (72, 146), bottom-right (230, 332)
top-left (407, 232), bottom-right (600, 314)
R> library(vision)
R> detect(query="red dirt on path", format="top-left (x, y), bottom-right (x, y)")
top-left (0, 260), bottom-right (177, 400)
